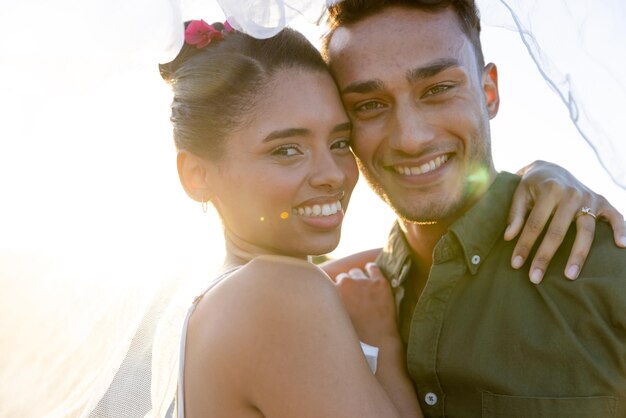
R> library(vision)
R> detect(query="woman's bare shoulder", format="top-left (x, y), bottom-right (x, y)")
top-left (184, 255), bottom-right (348, 394)
top-left (237, 255), bottom-right (333, 289)
top-left (197, 256), bottom-right (332, 305)
top-left (183, 257), bottom-right (332, 415)
top-left (189, 255), bottom-right (338, 348)
top-left (184, 255), bottom-right (402, 417)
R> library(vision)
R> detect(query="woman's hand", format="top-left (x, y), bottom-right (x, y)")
top-left (321, 248), bottom-right (382, 283)
top-left (507, 160), bottom-right (626, 284)
top-left (333, 262), bottom-right (398, 347)
top-left (333, 262), bottom-right (424, 418)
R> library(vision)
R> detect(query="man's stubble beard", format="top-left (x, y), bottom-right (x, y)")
top-left (355, 129), bottom-right (494, 226)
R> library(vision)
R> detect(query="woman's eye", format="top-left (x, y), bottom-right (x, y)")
top-left (331, 138), bottom-right (351, 151)
top-left (271, 145), bottom-right (302, 157)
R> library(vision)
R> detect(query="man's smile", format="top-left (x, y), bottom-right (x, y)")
top-left (391, 154), bottom-right (450, 176)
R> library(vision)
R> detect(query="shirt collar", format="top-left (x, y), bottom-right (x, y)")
top-left (376, 221), bottom-right (413, 289)
top-left (377, 171), bottom-right (520, 278)
top-left (449, 171), bottom-right (520, 274)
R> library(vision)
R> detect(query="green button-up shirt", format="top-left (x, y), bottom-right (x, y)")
top-left (377, 172), bottom-right (626, 417)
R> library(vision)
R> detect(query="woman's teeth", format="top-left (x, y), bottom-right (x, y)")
top-left (292, 201), bottom-right (342, 217)
top-left (394, 154), bottom-right (449, 176)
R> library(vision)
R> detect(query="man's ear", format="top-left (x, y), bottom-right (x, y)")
top-left (177, 150), bottom-right (214, 203)
top-left (482, 63), bottom-right (500, 119)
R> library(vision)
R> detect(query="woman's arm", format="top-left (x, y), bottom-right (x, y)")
top-left (184, 256), bottom-right (421, 418)
top-left (334, 262), bottom-right (420, 418)
top-left (508, 160), bottom-right (626, 283)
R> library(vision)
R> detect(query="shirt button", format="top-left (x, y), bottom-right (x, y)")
top-left (391, 278), bottom-right (400, 288)
top-left (471, 255), bottom-right (481, 265)
top-left (424, 392), bottom-right (438, 406)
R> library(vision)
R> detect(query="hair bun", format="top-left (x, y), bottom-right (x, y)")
top-left (211, 22), bottom-right (226, 31)
top-left (158, 20), bottom-right (236, 83)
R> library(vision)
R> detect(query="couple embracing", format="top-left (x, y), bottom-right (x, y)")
top-left (161, 1), bottom-right (626, 417)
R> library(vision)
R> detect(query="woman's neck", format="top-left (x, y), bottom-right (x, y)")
top-left (221, 232), bottom-right (308, 271)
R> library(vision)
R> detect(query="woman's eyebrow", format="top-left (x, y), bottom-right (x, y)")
top-left (263, 128), bottom-right (310, 142)
top-left (263, 122), bottom-right (351, 142)
top-left (331, 122), bottom-right (352, 133)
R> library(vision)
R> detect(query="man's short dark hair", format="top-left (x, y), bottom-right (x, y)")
top-left (323, 0), bottom-right (485, 69)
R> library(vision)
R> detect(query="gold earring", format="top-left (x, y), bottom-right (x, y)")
top-left (202, 200), bottom-right (209, 213)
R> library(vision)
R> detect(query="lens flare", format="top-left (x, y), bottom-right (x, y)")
top-left (466, 166), bottom-right (490, 192)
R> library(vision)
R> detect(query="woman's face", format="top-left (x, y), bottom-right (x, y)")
top-left (210, 68), bottom-right (359, 258)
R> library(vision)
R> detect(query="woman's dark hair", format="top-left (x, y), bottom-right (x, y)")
top-left (322, 0), bottom-right (484, 69)
top-left (159, 24), bottom-right (328, 160)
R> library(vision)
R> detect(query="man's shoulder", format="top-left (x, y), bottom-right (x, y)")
top-left (571, 220), bottom-right (625, 269)
top-left (571, 221), bottom-right (626, 281)
top-left (376, 221), bottom-right (413, 284)
top-left (537, 221), bottom-right (626, 309)
top-left (483, 218), bottom-right (626, 302)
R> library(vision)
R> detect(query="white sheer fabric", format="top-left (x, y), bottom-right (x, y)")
top-left (215, 0), bottom-right (341, 38)
top-left (480, 0), bottom-right (626, 188)
top-left (0, 1), bottom-right (624, 417)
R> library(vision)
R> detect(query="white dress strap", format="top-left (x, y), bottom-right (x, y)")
top-left (176, 267), bottom-right (240, 418)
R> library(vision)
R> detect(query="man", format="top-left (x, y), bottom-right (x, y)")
top-left (323, 1), bottom-right (626, 416)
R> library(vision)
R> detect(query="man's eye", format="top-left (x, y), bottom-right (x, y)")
top-left (423, 84), bottom-right (454, 97)
top-left (271, 145), bottom-right (302, 157)
top-left (355, 101), bottom-right (385, 112)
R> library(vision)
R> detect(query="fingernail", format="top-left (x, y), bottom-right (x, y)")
top-left (565, 264), bottom-right (579, 280)
top-left (348, 268), bottom-right (365, 276)
top-left (512, 255), bottom-right (524, 269)
top-left (504, 225), bottom-right (512, 237)
top-left (365, 262), bottom-right (378, 269)
top-left (530, 268), bottom-right (543, 284)
top-left (619, 235), bottom-right (626, 248)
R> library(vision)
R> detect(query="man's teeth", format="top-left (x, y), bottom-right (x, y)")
top-left (394, 155), bottom-right (449, 175)
top-left (292, 201), bottom-right (342, 217)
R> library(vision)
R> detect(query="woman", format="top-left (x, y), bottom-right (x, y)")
top-left (159, 21), bottom-right (623, 417)
top-left (161, 21), bottom-right (421, 417)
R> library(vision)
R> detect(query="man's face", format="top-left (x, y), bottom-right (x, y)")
top-left (327, 7), bottom-right (499, 224)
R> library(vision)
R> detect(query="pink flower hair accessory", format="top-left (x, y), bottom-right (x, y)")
top-left (184, 19), bottom-right (236, 49)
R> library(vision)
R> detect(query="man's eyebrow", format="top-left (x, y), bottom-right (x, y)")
top-left (263, 128), bottom-right (310, 142)
top-left (406, 59), bottom-right (461, 84)
top-left (331, 122), bottom-right (352, 133)
top-left (340, 59), bottom-right (461, 95)
top-left (341, 79), bottom-right (385, 95)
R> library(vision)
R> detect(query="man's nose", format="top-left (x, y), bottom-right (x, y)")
top-left (388, 104), bottom-right (435, 154)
